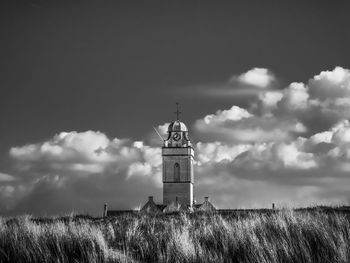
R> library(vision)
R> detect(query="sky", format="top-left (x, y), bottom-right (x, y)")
top-left (1, 0), bottom-right (350, 215)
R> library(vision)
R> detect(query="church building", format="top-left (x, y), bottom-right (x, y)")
top-left (140, 105), bottom-right (215, 213)
top-left (106, 105), bottom-right (215, 216)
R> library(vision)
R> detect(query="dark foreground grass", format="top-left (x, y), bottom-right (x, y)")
top-left (1, 208), bottom-right (350, 262)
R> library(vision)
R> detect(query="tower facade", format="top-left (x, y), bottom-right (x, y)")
top-left (162, 117), bottom-right (194, 207)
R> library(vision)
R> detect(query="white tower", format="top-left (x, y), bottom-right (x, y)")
top-left (162, 104), bottom-right (194, 207)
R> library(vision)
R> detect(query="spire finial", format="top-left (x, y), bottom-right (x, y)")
top-left (174, 102), bottom-right (181, 120)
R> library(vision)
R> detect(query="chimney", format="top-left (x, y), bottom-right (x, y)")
top-left (204, 197), bottom-right (209, 202)
top-left (148, 196), bottom-right (153, 202)
top-left (103, 203), bottom-right (108, 217)
top-left (175, 196), bottom-right (178, 202)
top-left (272, 203), bottom-right (275, 210)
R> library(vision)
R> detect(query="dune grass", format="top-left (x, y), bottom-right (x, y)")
top-left (1, 208), bottom-right (350, 262)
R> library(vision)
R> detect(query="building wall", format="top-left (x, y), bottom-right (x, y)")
top-left (163, 156), bottom-right (194, 182)
top-left (162, 146), bottom-right (194, 206)
top-left (163, 182), bottom-right (193, 206)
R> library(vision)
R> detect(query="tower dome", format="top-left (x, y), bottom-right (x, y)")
top-left (168, 120), bottom-right (188, 132)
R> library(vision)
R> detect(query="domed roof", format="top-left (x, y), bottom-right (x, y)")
top-left (168, 120), bottom-right (188, 132)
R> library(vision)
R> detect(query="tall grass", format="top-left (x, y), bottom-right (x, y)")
top-left (1, 209), bottom-right (350, 262)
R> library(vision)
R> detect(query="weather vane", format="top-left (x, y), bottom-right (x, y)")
top-left (174, 102), bottom-right (182, 120)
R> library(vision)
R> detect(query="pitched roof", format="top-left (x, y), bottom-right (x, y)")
top-left (140, 198), bottom-right (163, 214)
top-left (194, 199), bottom-right (216, 212)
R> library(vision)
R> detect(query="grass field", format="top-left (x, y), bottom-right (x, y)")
top-left (1, 208), bottom-right (350, 262)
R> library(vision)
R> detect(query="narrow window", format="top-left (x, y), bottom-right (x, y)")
top-left (174, 163), bottom-right (180, 181)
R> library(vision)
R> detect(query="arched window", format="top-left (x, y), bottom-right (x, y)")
top-left (174, 163), bottom-right (180, 181)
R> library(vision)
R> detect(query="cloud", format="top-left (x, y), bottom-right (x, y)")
top-left (144, 123), bottom-right (170, 147)
top-left (189, 67), bottom-right (350, 208)
top-left (5, 131), bottom-right (162, 215)
top-left (9, 131), bottom-right (114, 174)
top-left (0, 172), bottom-right (15, 182)
top-left (197, 67), bottom-right (350, 144)
top-left (195, 142), bottom-right (251, 165)
top-left (309, 67), bottom-right (350, 100)
top-left (278, 82), bottom-right (310, 111)
top-left (4, 66), bottom-right (350, 215)
top-left (194, 105), bottom-right (306, 143)
top-left (233, 67), bottom-right (276, 88)
top-left (255, 91), bottom-right (283, 111)
top-left (270, 67), bottom-right (350, 135)
top-left (9, 131), bottom-right (162, 181)
top-left (186, 68), bottom-right (278, 99)
top-left (201, 106), bottom-right (252, 124)
top-left (193, 118), bottom-right (350, 206)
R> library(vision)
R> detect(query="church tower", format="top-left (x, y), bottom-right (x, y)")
top-left (162, 104), bottom-right (194, 207)
top-left (107, 103), bottom-right (216, 215)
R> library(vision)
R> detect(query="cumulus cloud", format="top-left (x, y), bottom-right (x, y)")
top-left (195, 142), bottom-right (251, 165)
top-left (309, 67), bottom-right (350, 100)
top-left (4, 66), bottom-right (350, 215)
top-left (10, 131), bottom-right (114, 174)
top-left (203, 106), bottom-right (252, 124)
top-left (278, 82), bottom-right (310, 111)
top-left (233, 67), bottom-right (276, 88)
top-left (5, 131), bottom-right (162, 215)
top-left (270, 67), bottom-right (350, 135)
top-left (255, 91), bottom-right (283, 112)
top-left (194, 105), bottom-right (306, 143)
top-left (9, 131), bottom-right (161, 179)
top-left (192, 116), bottom-right (350, 207)
top-left (190, 67), bottom-right (350, 208)
top-left (187, 67), bottom-right (278, 99)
